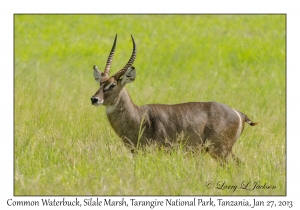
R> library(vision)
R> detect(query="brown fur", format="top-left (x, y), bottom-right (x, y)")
top-left (102, 87), bottom-right (256, 163)
top-left (91, 35), bottom-right (257, 164)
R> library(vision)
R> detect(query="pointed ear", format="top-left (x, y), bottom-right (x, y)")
top-left (93, 65), bottom-right (102, 83)
top-left (121, 66), bottom-right (136, 85)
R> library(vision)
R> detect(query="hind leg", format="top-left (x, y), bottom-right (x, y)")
top-left (231, 152), bottom-right (242, 166)
top-left (207, 146), bottom-right (230, 167)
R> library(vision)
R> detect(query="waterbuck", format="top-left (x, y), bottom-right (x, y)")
top-left (91, 34), bottom-right (257, 164)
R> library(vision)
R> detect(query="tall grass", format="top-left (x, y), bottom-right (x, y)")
top-left (14, 15), bottom-right (285, 195)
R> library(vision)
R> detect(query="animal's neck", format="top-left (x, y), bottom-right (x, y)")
top-left (105, 88), bottom-right (141, 145)
top-left (105, 88), bottom-right (138, 114)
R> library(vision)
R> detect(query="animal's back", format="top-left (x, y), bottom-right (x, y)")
top-left (139, 101), bottom-right (242, 147)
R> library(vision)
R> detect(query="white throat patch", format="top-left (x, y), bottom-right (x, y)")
top-left (106, 105), bottom-right (116, 114)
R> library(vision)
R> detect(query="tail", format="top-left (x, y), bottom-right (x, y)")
top-left (245, 115), bottom-right (258, 126)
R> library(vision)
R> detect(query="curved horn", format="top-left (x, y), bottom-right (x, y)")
top-left (103, 34), bottom-right (117, 75)
top-left (113, 34), bottom-right (136, 79)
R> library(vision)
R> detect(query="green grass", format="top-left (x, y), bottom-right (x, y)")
top-left (14, 15), bottom-right (285, 195)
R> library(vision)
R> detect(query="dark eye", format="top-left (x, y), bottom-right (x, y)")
top-left (104, 83), bottom-right (116, 92)
top-left (110, 83), bottom-right (116, 89)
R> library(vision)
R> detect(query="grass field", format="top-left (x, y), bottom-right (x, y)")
top-left (14, 15), bottom-right (285, 195)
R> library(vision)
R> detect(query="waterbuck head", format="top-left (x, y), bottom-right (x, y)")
top-left (91, 34), bottom-right (137, 106)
